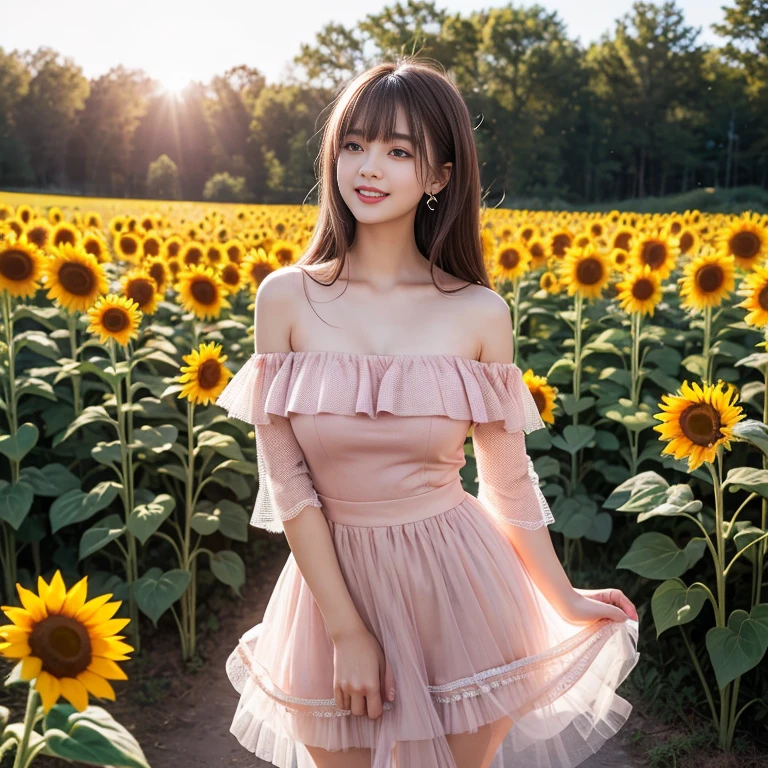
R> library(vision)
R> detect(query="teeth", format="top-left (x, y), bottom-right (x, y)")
top-left (358, 190), bottom-right (386, 197)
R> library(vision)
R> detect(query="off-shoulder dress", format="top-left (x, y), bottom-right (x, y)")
top-left (215, 349), bottom-right (640, 768)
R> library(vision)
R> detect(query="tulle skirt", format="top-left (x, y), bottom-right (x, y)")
top-left (226, 483), bottom-right (640, 768)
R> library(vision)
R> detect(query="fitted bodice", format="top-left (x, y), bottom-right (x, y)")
top-left (289, 412), bottom-right (471, 501)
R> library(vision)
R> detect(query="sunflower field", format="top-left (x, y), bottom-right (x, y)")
top-left (0, 191), bottom-right (768, 762)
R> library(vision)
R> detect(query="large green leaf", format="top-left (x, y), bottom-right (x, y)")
top-left (13, 329), bottom-right (61, 360)
top-left (617, 532), bottom-right (706, 579)
top-left (731, 420), bottom-right (768, 457)
top-left (134, 567), bottom-right (190, 626)
top-left (91, 440), bottom-right (123, 467)
top-left (209, 551), bottom-right (245, 595)
top-left (0, 423), bottom-right (39, 462)
top-left (19, 463), bottom-right (80, 497)
top-left (705, 604), bottom-right (768, 689)
top-left (195, 430), bottom-right (245, 461)
top-left (0, 481), bottom-right (34, 529)
top-left (129, 424), bottom-right (178, 454)
top-left (51, 481), bottom-right (121, 533)
top-left (79, 513), bottom-right (126, 559)
top-left (16, 378), bottom-right (57, 401)
top-left (723, 467), bottom-right (768, 498)
top-left (550, 425), bottom-right (595, 455)
top-left (43, 703), bottom-right (150, 768)
top-left (213, 500), bottom-right (250, 542)
top-left (604, 399), bottom-right (658, 431)
top-left (128, 494), bottom-right (176, 545)
top-left (651, 578), bottom-right (709, 637)
top-left (59, 406), bottom-right (118, 444)
top-left (637, 484), bottom-right (703, 522)
top-left (604, 470), bottom-right (669, 511)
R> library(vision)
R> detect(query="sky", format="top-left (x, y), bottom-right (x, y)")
top-left (0, 0), bottom-right (729, 93)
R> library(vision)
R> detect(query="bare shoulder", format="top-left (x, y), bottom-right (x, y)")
top-left (252, 266), bottom-right (306, 354)
top-left (464, 285), bottom-right (514, 364)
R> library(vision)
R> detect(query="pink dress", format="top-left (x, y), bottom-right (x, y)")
top-left (216, 350), bottom-right (640, 768)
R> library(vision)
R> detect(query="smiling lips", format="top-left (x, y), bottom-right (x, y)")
top-left (355, 187), bottom-right (389, 204)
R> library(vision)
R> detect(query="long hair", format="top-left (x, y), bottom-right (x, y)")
top-left (297, 56), bottom-right (490, 309)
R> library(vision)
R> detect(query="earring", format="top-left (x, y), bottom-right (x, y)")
top-left (426, 192), bottom-right (437, 211)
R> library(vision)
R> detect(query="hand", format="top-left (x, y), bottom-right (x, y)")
top-left (575, 587), bottom-right (638, 621)
top-left (331, 626), bottom-right (395, 720)
top-left (557, 588), bottom-right (635, 625)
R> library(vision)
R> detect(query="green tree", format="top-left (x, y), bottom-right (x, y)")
top-left (146, 154), bottom-right (181, 200)
top-left (202, 171), bottom-right (252, 202)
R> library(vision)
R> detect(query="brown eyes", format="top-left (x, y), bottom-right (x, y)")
top-left (342, 141), bottom-right (411, 158)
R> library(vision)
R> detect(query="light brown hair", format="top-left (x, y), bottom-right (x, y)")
top-left (297, 56), bottom-right (490, 303)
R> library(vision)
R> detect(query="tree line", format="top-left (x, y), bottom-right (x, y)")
top-left (0, 0), bottom-right (766, 206)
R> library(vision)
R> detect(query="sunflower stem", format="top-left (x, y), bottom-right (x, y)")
top-left (12, 684), bottom-right (39, 768)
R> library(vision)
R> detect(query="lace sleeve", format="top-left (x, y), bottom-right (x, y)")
top-left (472, 421), bottom-right (555, 530)
top-left (251, 416), bottom-right (322, 534)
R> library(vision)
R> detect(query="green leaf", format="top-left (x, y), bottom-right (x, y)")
top-left (59, 406), bottom-right (118, 444)
top-left (731, 419), bottom-right (768, 457)
top-left (127, 494), bottom-right (176, 545)
top-left (19, 463), bottom-right (80, 496)
top-left (51, 481), bottom-right (121, 534)
top-left (190, 511), bottom-right (221, 536)
top-left (736, 352), bottom-right (768, 370)
top-left (157, 464), bottom-right (188, 483)
top-left (16, 378), bottom-right (57, 401)
top-left (0, 423), bottom-right (39, 462)
top-left (705, 604), bottom-right (768, 689)
top-left (214, 500), bottom-right (250, 542)
top-left (196, 431), bottom-right (245, 461)
top-left (92, 440), bottom-right (123, 467)
top-left (0, 481), bottom-right (34, 529)
top-left (603, 399), bottom-right (658, 431)
top-left (616, 532), bottom-right (706, 579)
top-left (134, 567), bottom-right (190, 626)
top-left (637, 484), bottom-right (703, 522)
top-left (129, 424), bottom-right (178, 454)
top-left (558, 394), bottom-right (596, 416)
top-left (550, 425), bottom-right (595, 455)
top-left (43, 703), bottom-right (150, 768)
top-left (681, 354), bottom-right (707, 378)
top-left (14, 329), bottom-right (61, 360)
top-left (79, 513), bottom-right (126, 559)
top-left (723, 467), bottom-right (768, 498)
top-left (651, 578), bottom-right (709, 637)
top-left (209, 551), bottom-right (245, 595)
top-left (604, 470), bottom-right (669, 511)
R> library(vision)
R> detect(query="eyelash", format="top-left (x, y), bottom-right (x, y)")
top-left (342, 141), bottom-right (411, 158)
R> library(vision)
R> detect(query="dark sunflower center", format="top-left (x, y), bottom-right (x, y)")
top-left (530, 243), bottom-right (544, 259)
top-left (208, 249), bottom-right (222, 264)
top-left (59, 262), bottom-right (95, 296)
top-left (227, 246), bottom-right (241, 263)
top-left (615, 252), bottom-right (627, 264)
top-left (143, 239), bottom-right (160, 257)
top-left (696, 264), bottom-right (724, 294)
top-left (680, 403), bottom-right (721, 446)
top-left (758, 284), bottom-right (768, 312)
top-left (103, 307), bottom-right (129, 332)
top-left (576, 257), bottom-right (604, 286)
top-left (54, 229), bottom-right (76, 247)
top-left (730, 231), bottom-right (760, 260)
top-left (276, 248), bottom-right (292, 265)
top-left (499, 248), bottom-right (521, 269)
top-left (184, 248), bottom-right (203, 265)
top-left (127, 279), bottom-right (155, 307)
top-left (28, 614), bottom-right (92, 678)
top-left (531, 389), bottom-right (546, 413)
top-left (221, 265), bottom-right (239, 285)
top-left (167, 241), bottom-right (181, 258)
top-left (84, 240), bottom-right (102, 258)
top-left (552, 234), bottom-right (571, 258)
top-left (641, 241), bottom-right (667, 269)
top-left (191, 278), bottom-right (216, 305)
top-left (0, 249), bottom-right (34, 281)
top-left (198, 359), bottom-right (222, 389)
top-left (250, 263), bottom-right (273, 284)
top-left (614, 233), bottom-right (631, 251)
top-left (679, 232), bottom-right (694, 254)
top-left (632, 278), bottom-right (654, 301)
top-left (670, 221), bottom-right (682, 234)
top-left (591, 224), bottom-right (603, 237)
top-left (148, 263), bottom-right (165, 287)
top-left (28, 227), bottom-right (48, 248)
top-left (120, 236), bottom-right (138, 255)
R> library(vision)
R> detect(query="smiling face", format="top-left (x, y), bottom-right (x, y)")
top-left (336, 104), bottom-right (451, 223)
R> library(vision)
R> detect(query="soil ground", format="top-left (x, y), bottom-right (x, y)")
top-left (1, 542), bottom-right (763, 768)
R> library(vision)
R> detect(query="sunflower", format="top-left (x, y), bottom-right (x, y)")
top-left (86, 294), bottom-right (142, 346)
top-left (142, 234), bottom-right (162, 258)
top-left (24, 218), bottom-right (53, 251)
top-left (539, 270), bottom-right (560, 294)
top-left (43, 243), bottom-right (109, 313)
top-left (610, 247), bottom-right (632, 273)
top-left (206, 242), bottom-right (224, 266)
top-left (734, 263), bottom-right (768, 329)
top-left (50, 221), bottom-right (81, 249)
top-left (522, 369), bottom-right (557, 424)
top-left (0, 203), bottom-right (13, 221)
top-left (162, 235), bottom-right (184, 260)
top-left (121, 268), bottom-right (160, 315)
top-left (241, 247), bottom-right (282, 292)
top-left (676, 226), bottom-right (701, 258)
top-left (679, 247), bottom-right (735, 312)
top-left (269, 239), bottom-right (300, 267)
top-left (47, 206), bottom-right (64, 225)
top-left (550, 229), bottom-right (573, 259)
top-left (84, 212), bottom-right (102, 229)
top-left (631, 229), bottom-right (680, 280)
top-left (0, 233), bottom-right (47, 298)
top-left (219, 262), bottom-right (245, 294)
top-left (527, 237), bottom-right (548, 269)
top-left (178, 341), bottom-right (233, 405)
top-left (557, 242), bottom-right (612, 300)
top-left (15, 204), bottom-right (35, 225)
top-left (653, 380), bottom-right (745, 471)
top-left (493, 241), bottom-right (531, 282)
top-left (223, 238), bottom-right (245, 264)
top-left (180, 241), bottom-right (205, 267)
top-left (0, 569), bottom-right (134, 714)
top-left (114, 231), bottom-right (143, 263)
top-left (716, 212), bottom-right (768, 270)
top-left (145, 256), bottom-right (170, 293)
top-left (615, 265), bottom-right (663, 316)
top-left (176, 264), bottom-right (231, 319)
top-left (610, 226), bottom-right (635, 253)
top-left (82, 230), bottom-right (111, 263)
top-left (108, 215), bottom-right (127, 238)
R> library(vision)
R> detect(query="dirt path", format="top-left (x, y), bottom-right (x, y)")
top-left (119, 543), bottom-right (648, 768)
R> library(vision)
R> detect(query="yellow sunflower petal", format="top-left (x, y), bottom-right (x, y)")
top-left (0, 639), bottom-right (32, 658)
top-left (20, 655), bottom-right (43, 681)
top-left (84, 601), bottom-right (122, 626)
top-left (59, 677), bottom-right (90, 712)
top-left (91, 636), bottom-right (134, 659)
top-left (0, 624), bottom-right (30, 644)
top-left (87, 656), bottom-right (128, 681)
top-left (1, 606), bottom-right (36, 631)
top-left (87, 618), bottom-right (131, 638)
top-left (37, 575), bottom-right (50, 603)
top-left (45, 571), bottom-right (67, 613)
top-left (35, 671), bottom-right (62, 713)
top-left (15, 585), bottom-right (47, 622)
top-left (60, 576), bottom-right (89, 617)
top-left (76, 669), bottom-right (116, 701)
top-left (73, 593), bottom-right (113, 623)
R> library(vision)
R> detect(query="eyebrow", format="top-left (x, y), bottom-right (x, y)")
top-left (345, 128), bottom-right (414, 144)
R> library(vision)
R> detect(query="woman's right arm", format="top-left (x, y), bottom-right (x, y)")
top-left (254, 270), bottom-right (365, 640)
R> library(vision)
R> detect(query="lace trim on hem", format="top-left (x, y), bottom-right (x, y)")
top-left (233, 618), bottom-right (623, 715)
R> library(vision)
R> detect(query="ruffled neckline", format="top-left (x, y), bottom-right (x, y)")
top-left (215, 349), bottom-right (546, 434)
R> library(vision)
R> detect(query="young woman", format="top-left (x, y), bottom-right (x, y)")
top-left (217, 57), bottom-right (640, 768)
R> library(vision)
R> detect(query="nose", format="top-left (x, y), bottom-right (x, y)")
top-left (358, 149), bottom-right (384, 179)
